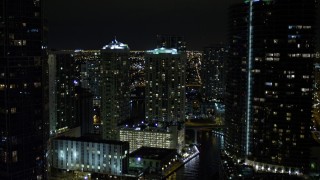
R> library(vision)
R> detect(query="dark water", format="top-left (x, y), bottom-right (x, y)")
top-left (167, 130), bottom-right (223, 180)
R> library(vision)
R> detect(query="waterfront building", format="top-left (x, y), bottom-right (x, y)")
top-left (100, 40), bottom-right (130, 140)
top-left (129, 147), bottom-right (178, 175)
top-left (51, 136), bottom-right (129, 176)
top-left (119, 125), bottom-right (184, 153)
top-left (145, 48), bottom-right (186, 125)
top-left (225, 1), bottom-right (248, 160)
top-left (0, 0), bottom-right (47, 179)
top-left (225, 0), bottom-right (318, 174)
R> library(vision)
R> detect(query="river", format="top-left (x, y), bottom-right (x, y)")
top-left (167, 129), bottom-right (223, 179)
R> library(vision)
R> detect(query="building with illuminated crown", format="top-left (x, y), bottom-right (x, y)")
top-left (100, 39), bottom-right (130, 140)
top-left (225, 0), bottom-right (318, 175)
top-left (145, 48), bottom-right (186, 125)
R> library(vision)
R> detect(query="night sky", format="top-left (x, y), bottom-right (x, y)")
top-left (46, 0), bottom-right (243, 50)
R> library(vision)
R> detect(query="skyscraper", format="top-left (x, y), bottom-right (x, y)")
top-left (225, 2), bottom-right (248, 158)
top-left (226, 0), bottom-right (318, 174)
top-left (48, 51), bottom-right (80, 135)
top-left (0, 0), bottom-right (47, 179)
top-left (100, 39), bottom-right (130, 140)
top-left (145, 48), bottom-right (186, 125)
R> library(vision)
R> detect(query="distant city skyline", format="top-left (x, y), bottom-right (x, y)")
top-left (46, 0), bottom-right (244, 50)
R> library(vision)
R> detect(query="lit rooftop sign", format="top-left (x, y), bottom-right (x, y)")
top-left (102, 39), bottom-right (129, 50)
top-left (146, 47), bottom-right (178, 55)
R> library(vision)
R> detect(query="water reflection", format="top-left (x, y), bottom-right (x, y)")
top-left (167, 130), bottom-right (222, 179)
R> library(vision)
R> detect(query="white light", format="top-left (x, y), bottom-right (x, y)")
top-left (246, 0), bottom-right (254, 156)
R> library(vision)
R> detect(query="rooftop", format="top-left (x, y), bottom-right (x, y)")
top-left (102, 39), bottom-right (129, 50)
top-left (146, 47), bottom-right (178, 55)
top-left (54, 135), bottom-right (129, 146)
top-left (130, 147), bottom-right (177, 160)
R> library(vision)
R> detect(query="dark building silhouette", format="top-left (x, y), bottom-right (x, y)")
top-left (0, 0), bottom-right (47, 179)
top-left (225, 0), bottom-right (318, 174)
top-left (76, 87), bottom-right (94, 136)
top-left (225, 2), bottom-right (248, 159)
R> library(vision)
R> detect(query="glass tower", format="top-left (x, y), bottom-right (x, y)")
top-left (0, 0), bottom-right (47, 179)
top-left (226, 0), bottom-right (318, 174)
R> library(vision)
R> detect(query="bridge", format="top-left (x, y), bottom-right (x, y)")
top-left (185, 120), bottom-right (225, 145)
top-left (185, 121), bottom-right (224, 130)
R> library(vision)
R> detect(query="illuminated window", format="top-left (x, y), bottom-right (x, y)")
top-left (0, 84), bottom-right (5, 90)
top-left (10, 108), bottom-right (16, 114)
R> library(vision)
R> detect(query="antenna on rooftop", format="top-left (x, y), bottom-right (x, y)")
top-left (114, 36), bottom-right (117, 43)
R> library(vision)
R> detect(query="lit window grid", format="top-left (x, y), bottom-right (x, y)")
top-left (51, 139), bottom-right (128, 175)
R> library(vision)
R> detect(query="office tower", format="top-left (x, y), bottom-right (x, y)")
top-left (202, 46), bottom-right (227, 102)
top-left (156, 35), bottom-right (186, 52)
top-left (48, 51), bottom-right (80, 135)
top-left (145, 48), bottom-right (186, 125)
top-left (225, 0), bottom-right (318, 174)
top-left (100, 40), bottom-right (130, 140)
top-left (0, 0), bottom-right (46, 179)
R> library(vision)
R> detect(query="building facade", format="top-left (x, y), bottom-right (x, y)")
top-left (100, 40), bottom-right (130, 140)
top-left (145, 48), bottom-right (186, 125)
top-left (225, 0), bottom-right (318, 174)
top-left (51, 136), bottom-right (129, 176)
top-left (225, 2), bottom-right (249, 160)
top-left (129, 147), bottom-right (178, 175)
top-left (48, 51), bottom-right (80, 135)
top-left (0, 0), bottom-right (47, 179)
top-left (119, 125), bottom-right (184, 153)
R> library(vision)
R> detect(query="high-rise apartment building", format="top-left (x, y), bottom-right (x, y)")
top-left (100, 40), bottom-right (130, 140)
top-left (0, 0), bottom-right (47, 179)
top-left (145, 48), bottom-right (186, 125)
top-left (202, 46), bottom-right (227, 102)
top-left (48, 51), bottom-right (80, 135)
top-left (225, 0), bottom-right (318, 174)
